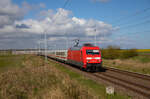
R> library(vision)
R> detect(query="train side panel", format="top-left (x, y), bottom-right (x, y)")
top-left (47, 50), bottom-right (67, 62)
top-left (67, 49), bottom-right (83, 67)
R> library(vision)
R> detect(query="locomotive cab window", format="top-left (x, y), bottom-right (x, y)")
top-left (86, 50), bottom-right (99, 55)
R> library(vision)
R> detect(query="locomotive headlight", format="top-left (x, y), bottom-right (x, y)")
top-left (94, 57), bottom-right (101, 59)
top-left (86, 57), bottom-right (92, 59)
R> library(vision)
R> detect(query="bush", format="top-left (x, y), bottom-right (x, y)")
top-left (101, 45), bottom-right (120, 59)
top-left (101, 49), bottom-right (119, 59)
top-left (119, 49), bottom-right (138, 59)
top-left (101, 46), bottom-right (138, 59)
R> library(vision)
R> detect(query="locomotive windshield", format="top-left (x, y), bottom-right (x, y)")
top-left (86, 50), bottom-right (100, 55)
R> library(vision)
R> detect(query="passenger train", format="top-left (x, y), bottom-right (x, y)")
top-left (42, 43), bottom-right (102, 72)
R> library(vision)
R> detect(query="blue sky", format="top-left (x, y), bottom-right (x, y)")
top-left (14, 0), bottom-right (150, 21)
top-left (0, 0), bottom-right (150, 49)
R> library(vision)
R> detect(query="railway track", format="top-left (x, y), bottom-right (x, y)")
top-left (105, 67), bottom-right (150, 81)
top-left (46, 56), bottom-right (150, 99)
top-left (93, 67), bottom-right (150, 99)
top-left (93, 72), bottom-right (150, 99)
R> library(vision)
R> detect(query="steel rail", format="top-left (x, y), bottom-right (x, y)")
top-left (105, 67), bottom-right (150, 81)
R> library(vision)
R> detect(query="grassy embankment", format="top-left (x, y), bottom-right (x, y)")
top-left (102, 48), bottom-right (150, 75)
top-left (47, 59), bottom-right (130, 99)
top-left (0, 53), bottom-right (130, 99)
top-left (0, 54), bottom-right (25, 72)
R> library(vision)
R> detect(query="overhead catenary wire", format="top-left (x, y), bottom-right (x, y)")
top-left (43, 0), bottom-right (72, 61)
top-left (119, 19), bottom-right (150, 29)
top-left (62, 0), bottom-right (71, 49)
top-left (1, 29), bottom-right (149, 40)
top-left (115, 30), bottom-right (150, 39)
top-left (113, 8), bottom-right (150, 40)
top-left (111, 7), bottom-right (150, 25)
top-left (47, 0), bottom-right (71, 50)
top-left (116, 14), bottom-right (150, 27)
top-left (62, 0), bottom-right (71, 9)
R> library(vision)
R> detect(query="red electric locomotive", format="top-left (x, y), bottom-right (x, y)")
top-left (67, 43), bottom-right (102, 71)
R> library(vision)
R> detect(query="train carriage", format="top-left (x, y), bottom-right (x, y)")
top-left (47, 50), bottom-right (67, 62)
top-left (46, 43), bottom-right (102, 72)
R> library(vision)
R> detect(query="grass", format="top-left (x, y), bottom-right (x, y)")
top-left (131, 55), bottom-right (150, 63)
top-left (103, 55), bottom-right (150, 75)
top-left (47, 59), bottom-right (131, 99)
top-left (0, 54), bottom-right (26, 72)
top-left (101, 47), bottom-right (150, 75)
top-left (0, 54), bottom-right (130, 99)
top-left (0, 54), bottom-right (94, 99)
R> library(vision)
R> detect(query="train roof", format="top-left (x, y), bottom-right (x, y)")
top-left (69, 43), bottom-right (99, 51)
top-left (70, 46), bottom-right (82, 50)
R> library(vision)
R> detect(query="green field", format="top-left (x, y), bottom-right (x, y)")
top-left (0, 54), bottom-right (130, 99)
top-left (101, 47), bottom-right (150, 74)
top-left (136, 49), bottom-right (150, 53)
top-left (103, 55), bottom-right (150, 75)
top-left (131, 55), bottom-right (150, 63)
top-left (0, 54), bottom-right (26, 72)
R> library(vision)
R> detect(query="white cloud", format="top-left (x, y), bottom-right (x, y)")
top-left (0, 0), bottom-right (20, 15)
top-left (22, 2), bottom-right (45, 13)
top-left (0, 7), bottom-right (117, 49)
top-left (0, 0), bottom-right (23, 27)
top-left (0, 0), bottom-right (45, 28)
top-left (72, 17), bottom-right (86, 25)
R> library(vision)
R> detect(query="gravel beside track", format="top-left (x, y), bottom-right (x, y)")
top-left (46, 56), bottom-right (150, 99)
